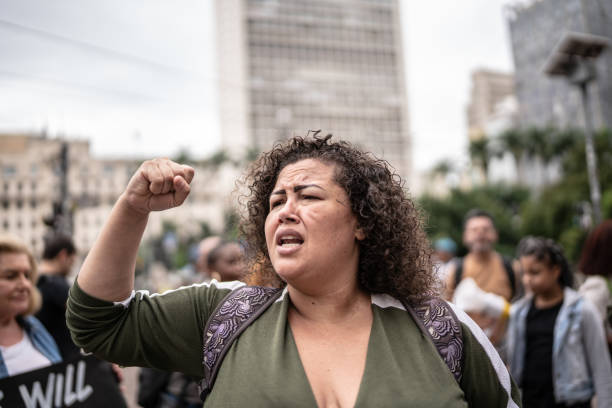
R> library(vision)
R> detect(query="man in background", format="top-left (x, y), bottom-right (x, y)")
top-left (444, 209), bottom-right (519, 346)
top-left (195, 235), bottom-right (222, 282)
top-left (35, 233), bottom-right (79, 359)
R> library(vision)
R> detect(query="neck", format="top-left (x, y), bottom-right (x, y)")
top-left (534, 285), bottom-right (564, 308)
top-left (0, 316), bottom-right (24, 347)
top-left (38, 260), bottom-right (64, 276)
top-left (470, 250), bottom-right (495, 262)
top-left (288, 281), bottom-right (370, 325)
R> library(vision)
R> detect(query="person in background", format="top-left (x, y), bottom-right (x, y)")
top-left (578, 219), bottom-right (612, 354)
top-left (194, 236), bottom-right (222, 282)
top-left (433, 236), bottom-right (457, 281)
top-left (207, 240), bottom-right (247, 282)
top-left (35, 233), bottom-right (79, 359)
top-left (445, 209), bottom-right (518, 345)
top-left (507, 236), bottom-right (612, 408)
top-left (0, 235), bottom-right (61, 378)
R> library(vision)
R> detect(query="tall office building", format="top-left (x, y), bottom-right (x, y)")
top-left (466, 69), bottom-right (516, 141)
top-left (507, 0), bottom-right (612, 129)
top-left (215, 0), bottom-right (412, 180)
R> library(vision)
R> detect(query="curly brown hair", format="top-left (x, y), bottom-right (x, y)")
top-left (239, 132), bottom-right (436, 301)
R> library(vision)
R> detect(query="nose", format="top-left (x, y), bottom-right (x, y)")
top-left (277, 198), bottom-right (299, 224)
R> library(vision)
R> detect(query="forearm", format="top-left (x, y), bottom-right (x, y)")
top-left (77, 195), bottom-right (148, 301)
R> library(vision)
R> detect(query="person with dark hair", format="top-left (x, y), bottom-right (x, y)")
top-left (445, 209), bottom-right (519, 346)
top-left (35, 233), bottom-right (79, 359)
top-left (207, 240), bottom-right (247, 282)
top-left (0, 234), bottom-right (61, 378)
top-left (578, 219), bottom-right (612, 351)
top-left (66, 133), bottom-right (520, 407)
top-left (507, 236), bottom-right (612, 408)
top-left (194, 236), bottom-right (222, 282)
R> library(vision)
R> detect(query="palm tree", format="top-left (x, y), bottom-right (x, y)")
top-left (469, 138), bottom-right (491, 183)
top-left (496, 128), bottom-right (527, 184)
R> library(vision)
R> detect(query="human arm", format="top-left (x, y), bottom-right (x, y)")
top-left (76, 159), bottom-right (194, 302)
top-left (66, 278), bottom-right (244, 377)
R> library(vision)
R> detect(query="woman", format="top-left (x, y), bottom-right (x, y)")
top-left (507, 237), bottom-right (612, 408)
top-left (578, 220), bottom-right (612, 352)
top-left (67, 134), bottom-right (520, 407)
top-left (0, 235), bottom-right (61, 378)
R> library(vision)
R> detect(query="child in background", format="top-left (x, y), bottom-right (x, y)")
top-left (507, 237), bottom-right (612, 408)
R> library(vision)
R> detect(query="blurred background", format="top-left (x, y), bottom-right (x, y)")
top-left (1, 0), bottom-right (611, 274)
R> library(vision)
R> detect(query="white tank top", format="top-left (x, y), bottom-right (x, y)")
top-left (0, 331), bottom-right (52, 376)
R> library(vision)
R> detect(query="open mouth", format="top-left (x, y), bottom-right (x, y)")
top-left (278, 236), bottom-right (304, 247)
top-left (276, 231), bottom-right (304, 248)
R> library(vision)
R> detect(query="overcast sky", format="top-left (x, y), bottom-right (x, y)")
top-left (0, 0), bottom-right (514, 172)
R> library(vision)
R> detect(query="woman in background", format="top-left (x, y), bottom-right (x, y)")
top-left (0, 235), bottom-right (61, 378)
top-left (507, 237), bottom-right (612, 408)
top-left (578, 219), bottom-right (612, 353)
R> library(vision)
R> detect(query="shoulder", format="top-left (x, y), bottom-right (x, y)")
top-left (20, 315), bottom-right (47, 333)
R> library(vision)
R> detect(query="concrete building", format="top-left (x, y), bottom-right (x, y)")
top-left (0, 133), bottom-right (238, 257)
top-left (506, 0), bottom-right (612, 129)
top-left (215, 0), bottom-right (412, 181)
top-left (466, 69), bottom-right (515, 141)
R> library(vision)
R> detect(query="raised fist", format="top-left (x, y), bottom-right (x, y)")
top-left (123, 158), bottom-right (195, 214)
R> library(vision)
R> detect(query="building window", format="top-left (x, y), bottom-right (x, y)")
top-left (2, 221), bottom-right (8, 230)
top-left (16, 200), bottom-right (23, 209)
top-left (2, 166), bottom-right (16, 177)
top-left (2, 200), bottom-right (8, 210)
top-left (30, 199), bottom-right (37, 208)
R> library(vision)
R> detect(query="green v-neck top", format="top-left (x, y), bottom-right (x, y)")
top-left (67, 280), bottom-right (521, 407)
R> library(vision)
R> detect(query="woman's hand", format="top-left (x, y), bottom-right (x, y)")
top-left (123, 158), bottom-right (195, 215)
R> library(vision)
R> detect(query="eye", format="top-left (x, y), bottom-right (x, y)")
top-left (270, 198), bottom-right (285, 208)
top-left (302, 195), bottom-right (320, 200)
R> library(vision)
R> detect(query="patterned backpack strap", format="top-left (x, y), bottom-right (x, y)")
top-left (401, 297), bottom-right (464, 383)
top-left (200, 286), bottom-right (283, 401)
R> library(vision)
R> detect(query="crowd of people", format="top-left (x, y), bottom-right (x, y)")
top-left (1, 134), bottom-right (611, 407)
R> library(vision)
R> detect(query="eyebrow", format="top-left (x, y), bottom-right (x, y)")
top-left (271, 184), bottom-right (325, 196)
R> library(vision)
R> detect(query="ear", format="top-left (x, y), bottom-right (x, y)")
top-left (551, 264), bottom-right (561, 280)
top-left (355, 225), bottom-right (365, 241)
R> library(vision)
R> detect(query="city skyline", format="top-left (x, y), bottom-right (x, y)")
top-left (0, 0), bottom-right (513, 177)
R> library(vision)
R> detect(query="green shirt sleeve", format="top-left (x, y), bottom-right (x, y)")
top-left (459, 321), bottom-right (522, 407)
top-left (66, 279), bottom-right (242, 378)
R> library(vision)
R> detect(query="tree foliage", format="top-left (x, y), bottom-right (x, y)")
top-left (421, 127), bottom-right (612, 263)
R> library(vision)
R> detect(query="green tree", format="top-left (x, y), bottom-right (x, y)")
top-left (495, 128), bottom-right (527, 184)
top-left (468, 138), bottom-right (491, 182)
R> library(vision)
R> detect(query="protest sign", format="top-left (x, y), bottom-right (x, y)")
top-left (0, 355), bottom-right (127, 408)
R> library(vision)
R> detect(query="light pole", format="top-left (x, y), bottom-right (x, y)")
top-left (544, 32), bottom-right (608, 225)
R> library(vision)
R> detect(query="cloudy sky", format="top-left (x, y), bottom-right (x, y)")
top-left (0, 0), bottom-right (513, 172)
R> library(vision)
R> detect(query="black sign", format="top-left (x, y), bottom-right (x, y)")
top-left (0, 355), bottom-right (127, 408)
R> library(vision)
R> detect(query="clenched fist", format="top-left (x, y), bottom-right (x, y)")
top-left (123, 158), bottom-right (195, 214)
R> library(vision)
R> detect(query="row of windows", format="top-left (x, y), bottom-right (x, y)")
top-left (2, 199), bottom-right (38, 209)
top-left (248, 2), bottom-right (394, 26)
top-left (248, 43), bottom-right (398, 65)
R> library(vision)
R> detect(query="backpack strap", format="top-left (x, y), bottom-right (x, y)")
top-left (199, 286), bottom-right (282, 401)
top-left (453, 257), bottom-right (464, 290)
top-left (401, 297), bottom-right (464, 383)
